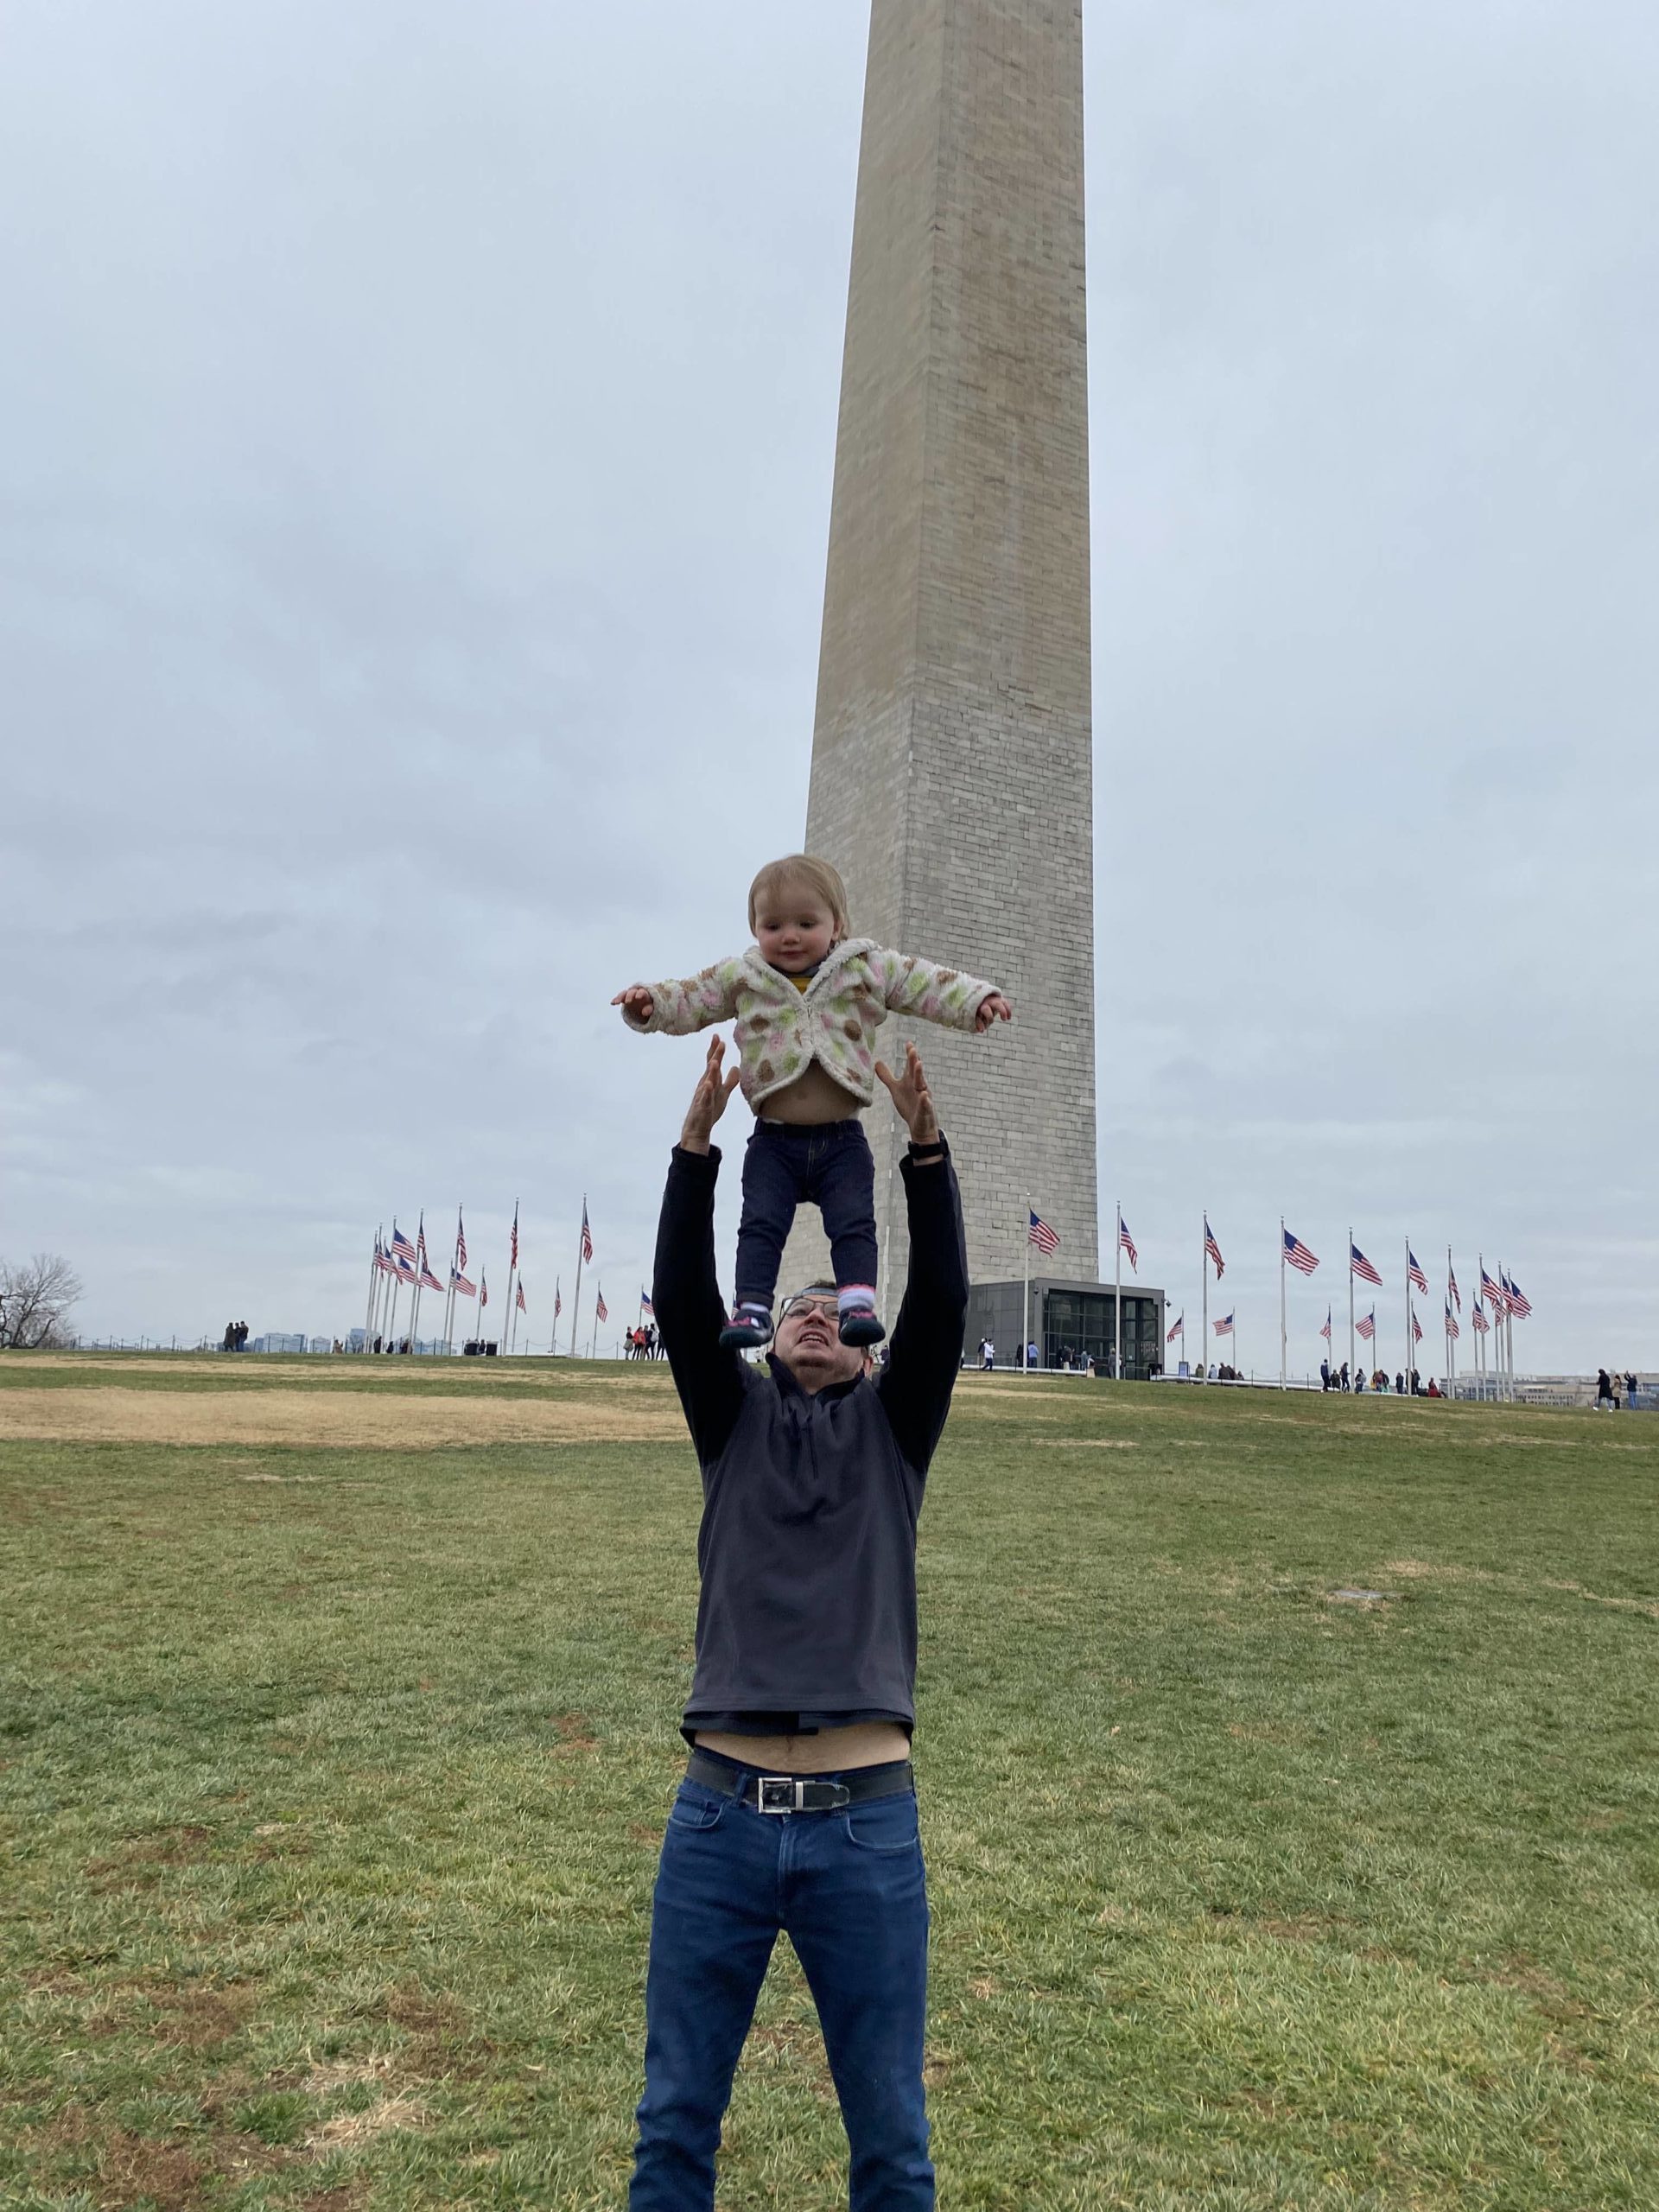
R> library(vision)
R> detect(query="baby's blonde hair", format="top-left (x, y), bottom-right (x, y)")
top-left (747, 855), bottom-right (850, 937)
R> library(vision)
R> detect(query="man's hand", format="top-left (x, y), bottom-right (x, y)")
top-left (975, 992), bottom-right (1014, 1034)
top-left (613, 984), bottom-right (655, 1024)
top-left (874, 1040), bottom-right (941, 1152)
top-left (680, 1034), bottom-right (741, 1155)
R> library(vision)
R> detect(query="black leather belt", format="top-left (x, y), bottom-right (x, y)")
top-left (686, 1749), bottom-right (914, 1815)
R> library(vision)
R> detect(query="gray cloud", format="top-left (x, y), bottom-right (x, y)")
top-left (3, 2), bottom-right (1653, 1370)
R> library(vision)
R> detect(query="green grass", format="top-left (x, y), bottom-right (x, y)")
top-left (3, 1361), bottom-right (1657, 2209)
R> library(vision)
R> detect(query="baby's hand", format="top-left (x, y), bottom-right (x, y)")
top-left (976, 993), bottom-right (1014, 1033)
top-left (613, 985), bottom-right (656, 1024)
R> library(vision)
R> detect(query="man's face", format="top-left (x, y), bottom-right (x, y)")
top-left (772, 1290), bottom-right (863, 1395)
top-left (753, 888), bottom-right (838, 974)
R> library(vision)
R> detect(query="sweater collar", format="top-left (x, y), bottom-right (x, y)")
top-left (767, 1351), bottom-right (865, 1406)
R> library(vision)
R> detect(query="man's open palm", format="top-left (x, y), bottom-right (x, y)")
top-left (874, 1041), bottom-right (940, 1147)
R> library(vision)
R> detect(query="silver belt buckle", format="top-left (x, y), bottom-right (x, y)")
top-left (758, 1776), bottom-right (803, 1814)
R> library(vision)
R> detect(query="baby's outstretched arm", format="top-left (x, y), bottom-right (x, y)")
top-left (871, 949), bottom-right (1012, 1035)
top-left (612, 959), bottom-right (745, 1037)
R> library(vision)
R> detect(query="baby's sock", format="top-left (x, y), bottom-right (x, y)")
top-left (719, 1301), bottom-right (774, 1351)
top-left (836, 1286), bottom-right (886, 1348)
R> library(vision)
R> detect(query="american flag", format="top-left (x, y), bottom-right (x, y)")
top-left (581, 1201), bottom-right (594, 1264)
top-left (1212, 1313), bottom-right (1234, 1337)
top-left (1503, 1273), bottom-right (1532, 1319)
top-left (640, 1289), bottom-right (654, 1317)
top-left (595, 1288), bottom-right (608, 1324)
top-left (1481, 1268), bottom-right (1505, 1314)
top-left (1117, 1214), bottom-right (1138, 1272)
top-left (416, 1216), bottom-right (429, 1268)
top-left (1166, 1313), bottom-right (1184, 1343)
top-left (554, 1279), bottom-right (563, 1320)
top-left (1472, 1302), bottom-right (1490, 1334)
top-left (419, 1262), bottom-right (444, 1293)
top-left (1446, 1299), bottom-right (1459, 1339)
top-left (391, 1224), bottom-right (416, 1262)
top-left (1408, 1249), bottom-right (1428, 1295)
top-left (393, 1249), bottom-right (417, 1281)
top-left (479, 1270), bottom-right (488, 1310)
top-left (374, 1234), bottom-right (394, 1276)
top-left (1412, 1313), bottom-right (1424, 1344)
top-left (510, 1204), bottom-right (519, 1270)
top-left (1205, 1216), bottom-right (1224, 1278)
top-left (1357, 1309), bottom-right (1376, 1341)
top-left (1028, 1209), bottom-right (1059, 1257)
top-left (455, 1210), bottom-right (467, 1271)
top-left (1351, 1241), bottom-right (1382, 1287)
top-left (516, 1278), bottom-right (527, 1313)
top-left (1283, 1228), bottom-right (1319, 1275)
top-left (451, 1269), bottom-right (475, 1297)
top-left (1447, 1262), bottom-right (1461, 1313)
top-left (1319, 1307), bottom-right (1332, 1342)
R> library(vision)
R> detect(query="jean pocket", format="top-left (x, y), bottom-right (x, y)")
top-left (667, 1781), bottom-right (728, 1833)
top-left (844, 1791), bottom-right (921, 1854)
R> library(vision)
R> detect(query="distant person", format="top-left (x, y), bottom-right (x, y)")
top-left (1319, 1358), bottom-right (1331, 1391)
top-left (1626, 1371), bottom-right (1639, 1403)
top-left (1410, 1368), bottom-right (1421, 1395)
top-left (1597, 1368), bottom-right (1614, 1408)
top-left (980, 1336), bottom-right (995, 1371)
top-left (1395, 1372), bottom-right (1405, 1396)
top-left (614, 852), bottom-right (1010, 1353)
top-left (1027, 1338), bottom-right (1039, 1370)
top-left (1339, 1361), bottom-right (1351, 1392)
top-left (1354, 1370), bottom-right (1365, 1393)
top-left (1426, 1378), bottom-right (1441, 1397)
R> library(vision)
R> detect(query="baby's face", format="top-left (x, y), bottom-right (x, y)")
top-left (754, 890), bottom-right (838, 973)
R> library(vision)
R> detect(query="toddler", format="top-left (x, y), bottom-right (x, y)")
top-left (613, 854), bottom-right (1011, 1349)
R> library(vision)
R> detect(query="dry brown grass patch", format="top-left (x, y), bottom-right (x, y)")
top-left (0, 1385), bottom-right (686, 1449)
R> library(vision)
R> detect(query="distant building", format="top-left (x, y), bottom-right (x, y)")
top-left (252, 1332), bottom-right (306, 1354)
top-left (964, 1277), bottom-right (1167, 1378)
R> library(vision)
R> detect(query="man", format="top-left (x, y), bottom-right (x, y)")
top-left (629, 1033), bottom-right (968, 2210)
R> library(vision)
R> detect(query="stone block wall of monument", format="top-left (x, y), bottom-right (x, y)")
top-left (783, 0), bottom-right (1099, 1304)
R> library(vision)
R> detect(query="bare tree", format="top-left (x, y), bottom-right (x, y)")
top-left (0, 1255), bottom-right (85, 1350)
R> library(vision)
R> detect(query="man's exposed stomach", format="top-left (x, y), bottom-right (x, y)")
top-left (693, 1720), bottom-right (911, 1771)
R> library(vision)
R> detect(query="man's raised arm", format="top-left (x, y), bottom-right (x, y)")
top-left (873, 1044), bottom-right (970, 1476)
top-left (653, 1036), bottom-right (747, 1466)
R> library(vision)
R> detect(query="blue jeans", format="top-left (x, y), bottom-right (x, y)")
top-left (735, 1119), bottom-right (879, 1312)
top-left (629, 1763), bottom-right (933, 2209)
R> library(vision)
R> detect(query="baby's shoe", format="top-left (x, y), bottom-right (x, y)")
top-left (837, 1294), bottom-right (887, 1349)
top-left (720, 1304), bottom-right (774, 1351)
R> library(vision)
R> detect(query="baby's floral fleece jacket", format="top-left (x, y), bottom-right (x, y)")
top-left (625, 938), bottom-right (999, 1110)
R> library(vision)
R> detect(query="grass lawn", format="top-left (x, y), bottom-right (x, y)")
top-left (2, 1352), bottom-right (1656, 2209)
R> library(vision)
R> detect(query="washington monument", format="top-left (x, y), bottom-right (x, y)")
top-left (790, 0), bottom-right (1099, 1300)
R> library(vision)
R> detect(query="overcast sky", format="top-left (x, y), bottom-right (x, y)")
top-left (3, 1), bottom-right (1655, 1373)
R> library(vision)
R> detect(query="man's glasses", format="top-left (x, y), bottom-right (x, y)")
top-left (779, 1294), bottom-right (839, 1323)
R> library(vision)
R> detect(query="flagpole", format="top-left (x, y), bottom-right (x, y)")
top-left (1446, 1246), bottom-right (1454, 1395)
top-left (590, 1295), bottom-right (600, 1361)
top-left (1403, 1236), bottom-right (1411, 1395)
top-left (1114, 1202), bottom-right (1122, 1380)
top-left (1200, 1215), bottom-right (1208, 1382)
top-left (1022, 1202), bottom-right (1031, 1374)
top-left (1347, 1228), bottom-right (1356, 1388)
top-left (1503, 1268), bottom-right (1514, 1402)
top-left (1279, 1218), bottom-right (1287, 1389)
top-left (569, 1199), bottom-right (587, 1359)
top-left (409, 1213), bottom-right (426, 1355)
top-left (365, 1233), bottom-right (381, 1354)
top-left (503, 1201), bottom-right (519, 1360)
